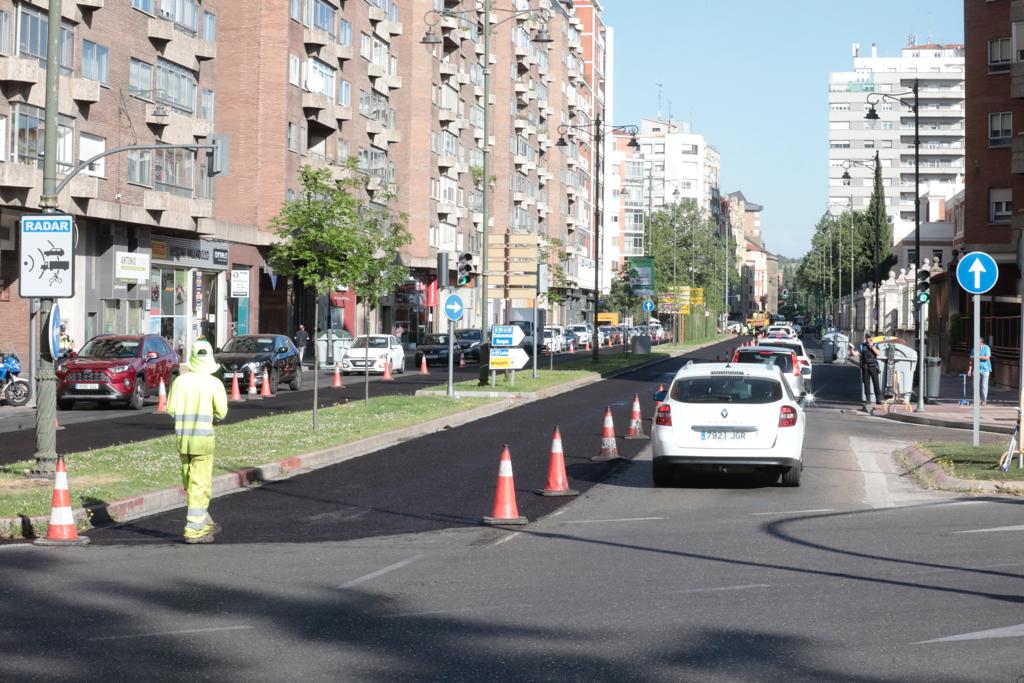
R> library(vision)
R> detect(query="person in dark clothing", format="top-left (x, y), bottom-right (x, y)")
top-left (295, 324), bottom-right (309, 367)
top-left (858, 333), bottom-right (883, 407)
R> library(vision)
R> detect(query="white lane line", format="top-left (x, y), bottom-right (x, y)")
top-left (669, 583), bottom-right (770, 595)
top-left (954, 524), bottom-right (1024, 534)
top-left (750, 509), bottom-right (834, 517)
top-left (915, 623), bottom-right (1024, 644)
top-left (559, 517), bottom-right (665, 525)
top-left (339, 554), bottom-right (424, 589)
top-left (492, 532), bottom-right (521, 547)
top-left (382, 604), bottom-right (525, 619)
top-left (89, 625), bottom-right (254, 642)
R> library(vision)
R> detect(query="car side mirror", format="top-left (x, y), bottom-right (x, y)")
top-left (278, 346), bottom-right (288, 353)
top-left (146, 351), bottom-right (159, 361)
top-left (801, 367), bottom-right (811, 377)
top-left (215, 347), bottom-right (221, 353)
top-left (653, 390), bottom-right (667, 402)
top-left (69, 351), bottom-right (77, 359)
top-left (807, 354), bottom-right (817, 361)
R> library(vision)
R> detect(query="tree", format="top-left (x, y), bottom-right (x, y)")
top-left (605, 263), bottom-right (640, 319)
top-left (866, 150), bottom-right (896, 281)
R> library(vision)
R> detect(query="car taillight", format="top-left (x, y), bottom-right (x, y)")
top-left (779, 405), bottom-right (798, 428)
top-left (792, 353), bottom-right (800, 376)
top-left (656, 404), bottom-right (672, 426)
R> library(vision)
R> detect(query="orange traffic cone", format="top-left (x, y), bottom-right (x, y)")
top-left (247, 368), bottom-right (261, 400)
top-left (332, 362), bottom-right (343, 388)
top-left (34, 455), bottom-right (90, 546)
top-left (260, 368), bottom-right (273, 397)
top-left (591, 406), bottom-right (621, 462)
top-left (536, 427), bottom-right (579, 497)
top-left (459, 354), bottom-right (466, 369)
top-left (568, 339), bottom-right (575, 354)
top-left (625, 393), bottom-right (647, 439)
top-left (585, 338), bottom-right (591, 352)
top-left (420, 355), bottom-right (429, 375)
top-left (229, 373), bottom-right (242, 401)
top-left (483, 445), bottom-right (528, 525)
top-left (654, 384), bottom-right (666, 413)
top-left (155, 378), bottom-right (167, 413)
top-left (382, 357), bottom-right (394, 381)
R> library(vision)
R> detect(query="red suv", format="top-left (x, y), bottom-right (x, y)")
top-left (56, 335), bottom-right (180, 410)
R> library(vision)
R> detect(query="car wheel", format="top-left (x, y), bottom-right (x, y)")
top-left (652, 458), bottom-right (674, 487)
top-left (397, 357), bottom-right (405, 374)
top-left (780, 464), bottom-right (802, 487)
top-left (57, 398), bottom-right (75, 411)
top-left (270, 368), bottom-right (280, 395)
top-left (128, 377), bottom-right (146, 410)
top-left (289, 367), bottom-right (302, 391)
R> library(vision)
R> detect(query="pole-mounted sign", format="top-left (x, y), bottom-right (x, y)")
top-left (19, 214), bottom-right (74, 298)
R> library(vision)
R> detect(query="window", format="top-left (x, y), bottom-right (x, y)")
top-left (307, 58), bottom-right (335, 101)
top-left (336, 136), bottom-right (349, 162)
top-left (15, 105), bottom-right (72, 172)
top-left (200, 89), bottom-right (215, 121)
top-left (289, 54), bottom-right (301, 86)
top-left (863, 140), bottom-right (875, 149)
top-left (132, 0), bottom-right (154, 13)
top-left (290, 0), bottom-right (301, 21)
top-left (129, 59), bottom-right (154, 97)
top-left (338, 19), bottom-right (352, 45)
top-left (989, 37), bottom-right (1012, 71)
top-left (0, 11), bottom-right (11, 56)
top-left (81, 41), bottom-right (109, 85)
top-left (19, 6), bottom-right (73, 75)
top-left (203, 11), bottom-right (216, 40)
top-left (128, 149), bottom-right (152, 185)
top-left (310, 0), bottom-right (336, 38)
top-left (830, 140), bottom-right (850, 149)
top-left (360, 33), bottom-right (372, 60)
top-left (79, 134), bottom-right (105, 177)
top-left (160, 0), bottom-right (200, 35)
top-left (287, 122), bottom-right (298, 152)
top-left (153, 146), bottom-right (194, 197)
top-left (989, 112), bottom-right (1012, 146)
top-left (156, 58), bottom-right (197, 113)
top-left (828, 121), bottom-right (849, 130)
top-left (990, 188), bottom-right (1012, 222)
top-left (337, 79), bottom-right (351, 106)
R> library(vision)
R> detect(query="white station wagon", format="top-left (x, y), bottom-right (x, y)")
top-left (652, 362), bottom-right (806, 487)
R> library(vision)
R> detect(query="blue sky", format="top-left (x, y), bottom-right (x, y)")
top-left (602, 0), bottom-right (964, 258)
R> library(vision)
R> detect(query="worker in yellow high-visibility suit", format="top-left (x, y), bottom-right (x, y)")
top-left (166, 340), bottom-right (228, 544)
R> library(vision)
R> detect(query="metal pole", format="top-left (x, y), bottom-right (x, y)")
top-left (29, 0), bottom-right (63, 478)
top-left (973, 295), bottom-right (980, 447)
top-left (592, 118), bottom-right (602, 363)
top-left (447, 296), bottom-right (455, 398)
top-left (531, 299), bottom-right (538, 379)
top-left (914, 79), bottom-right (924, 413)
top-left (480, 0), bottom-right (491, 344)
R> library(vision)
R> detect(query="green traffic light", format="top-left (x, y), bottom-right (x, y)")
top-left (917, 292), bottom-right (930, 304)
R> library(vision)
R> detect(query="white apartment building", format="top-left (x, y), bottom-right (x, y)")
top-left (827, 42), bottom-right (965, 265)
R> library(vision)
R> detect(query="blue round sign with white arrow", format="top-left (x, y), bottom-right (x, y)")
top-left (443, 293), bottom-right (465, 322)
top-left (642, 299), bottom-right (655, 313)
top-left (956, 251), bottom-right (999, 295)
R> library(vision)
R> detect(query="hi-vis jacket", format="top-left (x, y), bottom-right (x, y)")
top-left (166, 341), bottom-right (228, 455)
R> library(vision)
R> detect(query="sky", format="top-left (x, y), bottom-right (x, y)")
top-left (602, 0), bottom-right (964, 259)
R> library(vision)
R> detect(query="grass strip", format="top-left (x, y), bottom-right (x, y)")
top-left (918, 442), bottom-right (1024, 482)
top-left (0, 395), bottom-right (495, 521)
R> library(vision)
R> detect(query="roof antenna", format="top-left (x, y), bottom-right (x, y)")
top-left (656, 83), bottom-right (663, 120)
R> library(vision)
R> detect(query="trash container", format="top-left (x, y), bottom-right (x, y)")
top-left (925, 356), bottom-right (942, 399)
top-left (832, 333), bottom-right (850, 363)
top-left (822, 337), bottom-right (836, 364)
top-left (317, 330), bottom-right (353, 369)
top-left (631, 335), bottom-right (652, 354)
top-left (870, 340), bottom-right (917, 404)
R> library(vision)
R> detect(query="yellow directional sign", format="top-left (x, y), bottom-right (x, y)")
top-left (679, 304), bottom-right (691, 315)
top-left (489, 356), bottom-right (513, 369)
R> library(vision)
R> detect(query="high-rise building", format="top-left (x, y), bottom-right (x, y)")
top-left (827, 41), bottom-right (965, 269)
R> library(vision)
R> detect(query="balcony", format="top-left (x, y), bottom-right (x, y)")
top-left (302, 91), bottom-right (330, 110)
top-left (333, 43), bottom-right (354, 62)
top-left (437, 155), bottom-right (456, 169)
top-left (0, 56), bottom-right (40, 84)
top-left (147, 106), bottom-right (213, 143)
top-left (1013, 62), bottom-right (1024, 99)
top-left (147, 18), bottom-right (216, 69)
top-left (144, 190), bottom-right (212, 218)
top-left (382, 20), bottom-right (403, 37)
top-left (365, 119), bottom-right (386, 136)
top-left (368, 63), bottom-right (387, 79)
top-left (437, 201), bottom-right (457, 216)
top-left (77, 0), bottom-right (104, 8)
top-left (69, 77), bottom-right (101, 104)
top-left (303, 27), bottom-right (330, 49)
top-left (1013, 134), bottom-right (1024, 175)
top-left (0, 162), bottom-right (38, 189)
top-left (438, 108), bottom-right (458, 123)
top-left (67, 174), bottom-right (98, 200)
top-left (439, 61), bottom-right (458, 78)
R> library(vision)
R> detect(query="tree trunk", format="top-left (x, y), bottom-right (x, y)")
top-left (364, 300), bottom-right (370, 406)
top-left (312, 296), bottom-right (319, 431)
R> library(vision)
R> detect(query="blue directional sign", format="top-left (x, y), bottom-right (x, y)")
top-left (490, 324), bottom-right (524, 347)
top-left (642, 299), bottom-right (655, 313)
top-left (956, 251), bottom-right (999, 295)
top-left (442, 293), bottom-right (464, 322)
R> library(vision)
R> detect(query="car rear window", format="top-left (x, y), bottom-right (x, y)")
top-left (764, 342), bottom-right (803, 356)
top-left (671, 377), bottom-right (783, 404)
top-left (735, 351), bottom-right (793, 373)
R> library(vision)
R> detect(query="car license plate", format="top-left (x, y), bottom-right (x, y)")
top-left (701, 431), bottom-right (747, 441)
top-left (75, 383), bottom-right (99, 390)
top-left (223, 372), bottom-right (237, 378)
top-left (427, 354), bottom-right (439, 359)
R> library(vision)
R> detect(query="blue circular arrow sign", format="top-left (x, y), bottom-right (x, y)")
top-left (443, 293), bottom-right (464, 322)
top-left (642, 299), bottom-right (655, 313)
top-left (956, 251), bottom-right (998, 295)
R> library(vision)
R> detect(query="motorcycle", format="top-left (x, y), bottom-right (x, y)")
top-left (0, 353), bottom-right (30, 407)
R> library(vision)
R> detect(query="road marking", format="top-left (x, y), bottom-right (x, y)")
top-left (750, 509), bottom-right (834, 517)
top-left (89, 625), bottom-right (254, 641)
top-left (669, 583), bottom-right (770, 595)
top-left (339, 554), bottom-right (424, 589)
top-left (560, 517), bottom-right (665, 525)
top-left (849, 435), bottom-right (911, 507)
top-left (492, 532), bottom-right (521, 546)
top-left (382, 604), bottom-right (524, 619)
top-left (954, 524), bottom-right (1024, 534)
top-left (915, 623), bottom-right (1024, 644)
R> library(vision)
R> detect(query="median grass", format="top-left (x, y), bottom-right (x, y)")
top-left (0, 395), bottom-right (495, 527)
top-left (918, 442), bottom-right (1024, 482)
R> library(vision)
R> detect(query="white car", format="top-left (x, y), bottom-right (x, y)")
top-left (568, 324), bottom-right (592, 346)
top-left (731, 345), bottom-right (807, 398)
top-left (548, 326), bottom-right (569, 351)
top-left (652, 363), bottom-right (805, 487)
top-left (766, 325), bottom-right (797, 338)
top-left (541, 328), bottom-right (563, 353)
top-left (759, 338), bottom-right (814, 382)
top-left (340, 335), bottom-right (406, 375)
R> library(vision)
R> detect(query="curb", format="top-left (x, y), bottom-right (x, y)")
top-left (880, 410), bottom-right (1015, 435)
top-left (895, 445), bottom-right (1024, 495)
top-left (3, 336), bottom-right (730, 539)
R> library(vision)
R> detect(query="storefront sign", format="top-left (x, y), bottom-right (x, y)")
top-left (230, 269), bottom-right (250, 298)
top-left (151, 236), bottom-right (230, 270)
top-left (115, 252), bottom-right (151, 284)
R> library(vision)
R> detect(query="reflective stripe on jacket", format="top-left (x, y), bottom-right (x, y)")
top-left (166, 372), bottom-right (228, 455)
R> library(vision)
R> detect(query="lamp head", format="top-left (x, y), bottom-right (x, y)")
top-left (421, 28), bottom-right (442, 45)
top-left (864, 106), bottom-right (880, 121)
top-left (841, 170), bottom-right (851, 181)
top-left (556, 135), bottom-right (569, 147)
top-left (627, 135), bottom-right (640, 150)
top-left (533, 28), bottom-right (553, 44)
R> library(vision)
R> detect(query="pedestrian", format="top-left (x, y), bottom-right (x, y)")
top-left (294, 324), bottom-right (309, 367)
top-left (165, 340), bottom-right (228, 544)
top-left (857, 333), bottom-right (883, 408)
top-left (58, 324), bottom-right (74, 359)
top-left (968, 337), bottom-right (992, 405)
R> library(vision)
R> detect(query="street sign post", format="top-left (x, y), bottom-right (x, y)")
top-left (488, 347), bottom-right (529, 370)
top-left (19, 214), bottom-right (74, 298)
top-left (442, 293), bottom-right (465, 398)
top-left (957, 251), bottom-right (999, 447)
top-left (490, 325), bottom-right (525, 347)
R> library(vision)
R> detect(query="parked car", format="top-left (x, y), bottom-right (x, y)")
top-left (455, 328), bottom-right (483, 361)
top-left (568, 323), bottom-right (592, 346)
top-left (341, 335), bottom-right (405, 375)
top-left (652, 362), bottom-right (805, 487)
top-left (214, 334), bottom-right (302, 394)
top-left (56, 335), bottom-right (180, 410)
top-left (543, 327), bottom-right (565, 353)
top-left (730, 345), bottom-right (806, 398)
top-left (727, 321), bottom-right (743, 334)
top-left (415, 333), bottom-right (463, 367)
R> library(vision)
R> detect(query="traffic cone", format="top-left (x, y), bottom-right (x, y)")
top-left (625, 394), bottom-right (647, 439)
top-left (34, 455), bottom-right (90, 546)
top-left (535, 427), bottom-right (579, 497)
top-left (247, 368), bottom-right (261, 400)
top-left (382, 357), bottom-right (394, 381)
top-left (420, 355), bottom-right (429, 375)
top-left (260, 367), bottom-right (273, 397)
top-left (459, 354), bottom-right (466, 368)
top-left (568, 340), bottom-right (575, 354)
top-left (229, 373), bottom-right (242, 401)
top-left (585, 339), bottom-right (591, 352)
top-left (482, 445), bottom-right (528, 525)
top-left (654, 383), bottom-right (666, 412)
top-left (155, 378), bottom-right (167, 413)
top-left (591, 406), bottom-right (621, 461)
top-left (332, 362), bottom-right (343, 388)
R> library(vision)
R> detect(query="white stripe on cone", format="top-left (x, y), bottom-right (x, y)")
top-left (54, 472), bottom-right (68, 490)
top-left (49, 506), bottom-right (75, 526)
top-left (498, 459), bottom-right (513, 477)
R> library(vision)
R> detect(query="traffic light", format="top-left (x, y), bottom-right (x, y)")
top-left (457, 252), bottom-right (474, 286)
top-left (916, 266), bottom-right (931, 305)
top-left (207, 133), bottom-right (229, 177)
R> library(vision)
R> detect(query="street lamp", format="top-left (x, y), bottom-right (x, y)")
top-left (841, 157), bottom-right (881, 334)
top-left (421, 1), bottom-right (564, 344)
top-left (558, 122), bottom-right (640, 362)
top-left (865, 79), bottom-right (924, 411)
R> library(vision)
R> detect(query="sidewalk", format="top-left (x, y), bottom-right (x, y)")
top-left (879, 372), bottom-right (1020, 434)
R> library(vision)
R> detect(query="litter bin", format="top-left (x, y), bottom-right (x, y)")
top-left (631, 335), bottom-right (652, 354)
top-left (832, 333), bottom-right (850, 363)
top-left (925, 356), bottom-right (942, 399)
top-left (869, 340), bottom-right (917, 404)
top-left (316, 330), bottom-right (353, 369)
top-left (822, 337), bottom-right (836, 364)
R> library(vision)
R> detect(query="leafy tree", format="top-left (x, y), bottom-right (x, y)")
top-left (605, 264), bottom-right (640, 319)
